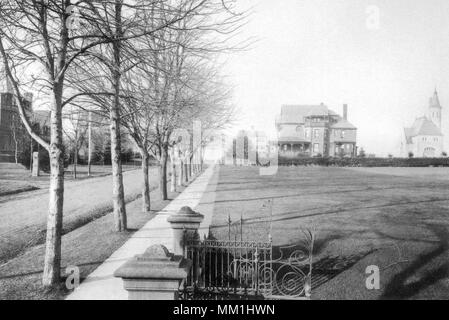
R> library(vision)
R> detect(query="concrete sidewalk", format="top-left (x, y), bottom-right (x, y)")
top-left (66, 165), bottom-right (219, 300)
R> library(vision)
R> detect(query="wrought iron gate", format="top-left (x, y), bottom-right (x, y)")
top-left (178, 231), bottom-right (314, 300)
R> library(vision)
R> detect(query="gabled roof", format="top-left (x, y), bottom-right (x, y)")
top-left (404, 116), bottom-right (443, 142)
top-left (278, 105), bottom-right (317, 123)
top-left (277, 104), bottom-right (336, 124)
top-left (277, 104), bottom-right (357, 129)
top-left (330, 119), bottom-right (356, 129)
top-left (306, 104), bottom-right (328, 117)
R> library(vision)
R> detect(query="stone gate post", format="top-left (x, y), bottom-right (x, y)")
top-left (32, 152), bottom-right (39, 177)
top-left (114, 244), bottom-right (191, 300)
top-left (167, 206), bottom-right (204, 256)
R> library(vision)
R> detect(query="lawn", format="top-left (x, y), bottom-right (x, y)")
top-left (0, 164), bottom-right (141, 197)
top-left (0, 181), bottom-right (186, 300)
top-left (207, 165), bottom-right (449, 299)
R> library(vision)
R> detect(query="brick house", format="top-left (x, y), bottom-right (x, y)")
top-left (0, 78), bottom-right (49, 162)
top-left (276, 103), bottom-right (357, 158)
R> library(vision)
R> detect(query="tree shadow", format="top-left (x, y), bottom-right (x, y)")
top-left (272, 234), bottom-right (371, 291)
top-left (380, 224), bottom-right (449, 299)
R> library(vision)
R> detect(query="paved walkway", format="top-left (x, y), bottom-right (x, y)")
top-left (66, 164), bottom-right (219, 300)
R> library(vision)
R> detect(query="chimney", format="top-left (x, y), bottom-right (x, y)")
top-left (343, 104), bottom-right (348, 120)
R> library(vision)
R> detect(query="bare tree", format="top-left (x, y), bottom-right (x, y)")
top-left (0, 0), bottom-right (246, 288)
top-left (0, 0), bottom-right (160, 286)
top-left (63, 107), bottom-right (88, 179)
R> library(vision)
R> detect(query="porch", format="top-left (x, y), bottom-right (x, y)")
top-left (278, 142), bottom-right (311, 157)
top-left (333, 142), bottom-right (356, 157)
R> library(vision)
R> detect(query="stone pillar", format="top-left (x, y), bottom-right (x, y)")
top-left (114, 245), bottom-right (191, 300)
top-left (167, 206), bottom-right (204, 256)
top-left (32, 152), bottom-right (39, 177)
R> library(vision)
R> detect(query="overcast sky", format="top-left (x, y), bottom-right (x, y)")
top-left (225, 0), bottom-right (449, 156)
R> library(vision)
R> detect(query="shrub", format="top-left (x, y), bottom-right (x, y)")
top-left (278, 156), bottom-right (449, 167)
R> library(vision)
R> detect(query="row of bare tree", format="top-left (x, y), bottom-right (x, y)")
top-left (0, 0), bottom-right (245, 288)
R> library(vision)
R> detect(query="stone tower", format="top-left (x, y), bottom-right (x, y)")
top-left (429, 89), bottom-right (442, 129)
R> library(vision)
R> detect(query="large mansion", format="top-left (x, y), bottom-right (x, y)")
top-left (276, 103), bottom-right (357, 157)
top-left (402, 90), bottom-right (444, 157)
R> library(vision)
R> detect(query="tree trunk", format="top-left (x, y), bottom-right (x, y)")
top-left (159, 146), bottom-right (168, 200)
top-left (87, 111), bottom-right (92, 176)
top-left (169, 148), bottom-right (176, 192)
top-left (184, 157), bottom-right (189, 184)
top-left (188, 155), bottom-right (192, 179)
top-left (178, 159), bottom-right (183, 186)
top-left (42, 86), bottom-right (64, 287)
top-left (30, 139), bottom-right (33, 172)
top-left (141, 150), bottom-right (151, 212)
top-left (14, 140), bottom-right (18, 164)
top-left (110, 99), bottom-right (127, 231)
top-left (110, 1), bottom-right (127, 232)
top-left (73, 147), bottom-right (78, 179)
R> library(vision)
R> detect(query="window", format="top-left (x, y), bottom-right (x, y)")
top-left (341, 130), bottom-right (345, 138)
top-left (305, 129), bottom-right (310, 139)
top-left (313, 143), bottom-right (319, 153)
top-left (313, 129), bottom-right (319, 138)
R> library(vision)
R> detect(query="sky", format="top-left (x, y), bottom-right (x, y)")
top-left (224, 0), bottom-right (449, 156)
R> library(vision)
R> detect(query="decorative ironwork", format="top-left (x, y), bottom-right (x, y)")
top-left (178, 281), bottom-right (265, 300)
top-left (178, 229), bottom-right (314, 300)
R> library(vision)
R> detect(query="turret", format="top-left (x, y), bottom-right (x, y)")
top-left (429, 89), bottom-right (442, 129)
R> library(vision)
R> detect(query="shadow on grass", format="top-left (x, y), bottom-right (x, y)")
top-left (209, 196), bottom-right (449, 231)
top-left (380, 224), bottom-right (449, 299)
top-left (311, 252), bottom-right (372, 290)
top-left (271, 233), bottom-right (372, 291)
top-left (0, 259), bottom-right (112, 281)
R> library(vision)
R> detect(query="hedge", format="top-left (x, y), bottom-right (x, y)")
top-left (277, 157), bottom-right (449, 167)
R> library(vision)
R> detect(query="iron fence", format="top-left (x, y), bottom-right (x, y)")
top-left (178, 230), bottom-right (314, 300)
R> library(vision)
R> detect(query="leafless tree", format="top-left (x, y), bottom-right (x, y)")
top-left (63, 107), bottom-right (89, 179)
top-left (0, 0), bottom-right (247, 288)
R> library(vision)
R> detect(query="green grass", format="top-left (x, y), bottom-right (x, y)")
top-left (209, 166), bottom-right (449, 299)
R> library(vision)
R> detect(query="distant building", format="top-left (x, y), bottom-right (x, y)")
top-left (0, 78), bottom-right (50, 162)
top-left (218, 129), bottom-right (270, 165)
top-left (276, 103), bottom-right (357, 157)
top-left (402, 90), bottom-right (444, 157)
top-left (203, 132), bottom-right (226, 163)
